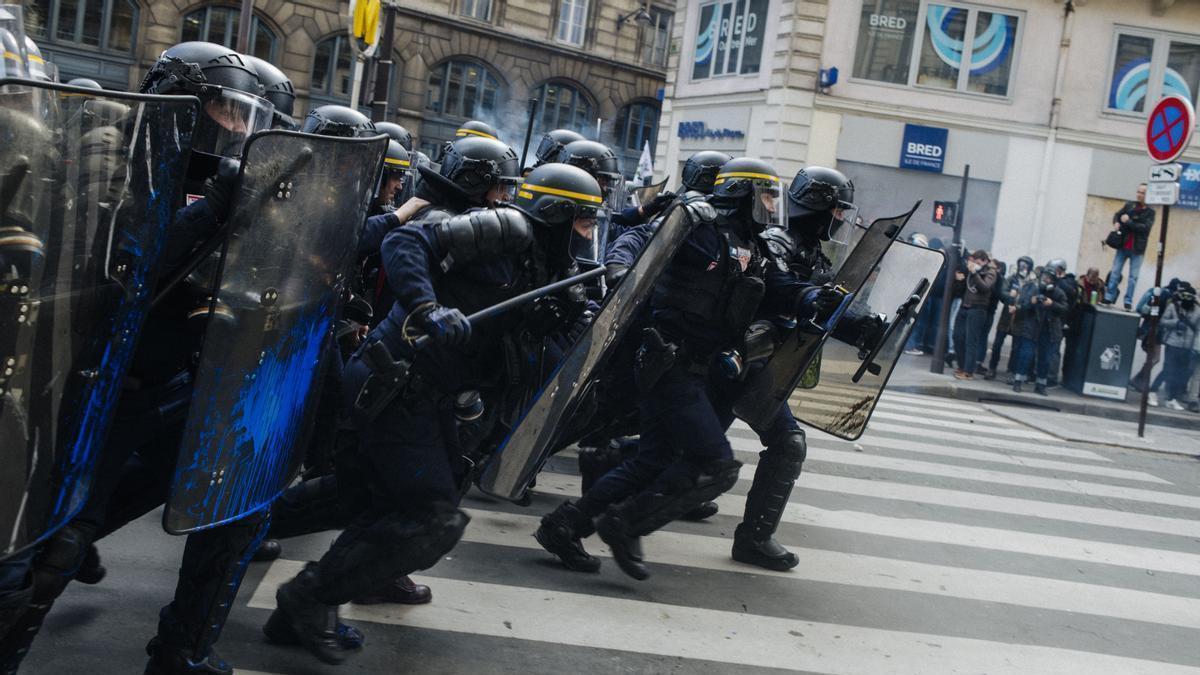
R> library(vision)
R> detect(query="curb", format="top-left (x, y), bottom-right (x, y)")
top-left (889, 382), bottom-right (1198, 432)
top-left (983, 405), bottom-right (1200, 458)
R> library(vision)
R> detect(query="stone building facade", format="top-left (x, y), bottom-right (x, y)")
top-left (22, 0), bottom-right (669, 172)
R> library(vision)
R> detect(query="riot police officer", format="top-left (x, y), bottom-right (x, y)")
top-left (557, 139), bottom-right (673, 231)
top-left (246, 56), bottom-right (296, 129)
top-left (375, 121), bottom-right (415, 152)
top-left (0, 40), bottom-right (276, 674)
top-left (537, 158), bottom-right (841, 580)
top-left (262, 162), bottom-right (600, 665)
top-left (731, 165), bottom-right (856, 572)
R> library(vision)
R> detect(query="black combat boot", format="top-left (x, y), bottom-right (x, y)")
top-left (682, 501), bottom-right (719, 521)
top-left (74, 544), bottom-right (106, 585)
top-left (143, 637), bottom-right (231, 675)
top-left (263, 563), bottom-right (359, 665)
top-left (535, 502), bottom-right (601, 573)
top-left (733, 433), bottom-right (804, 571)
top-left (251, 540), bottom-right (282, 562)
top-left (595, 501), bottom-right (649, 581)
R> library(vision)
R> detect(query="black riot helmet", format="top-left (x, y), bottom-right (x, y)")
top-left (1016, 255), bottom-right (1034, 277)
top-left (558, 140), bottom-right (624, 210)
top-left (455, 120), bottom-right (500, 141)
top-left (681, 150), bottom-right (733, 194)
top-left (534, 128), bottom-right (585, 167)
top-left (138, 41), bottom-right (273, 159)
top-left (300, 105), bottom-right (376, 137)
top-left (435, 136), bottom-right (520, 205)
top-left (711, 157), bottom-right (786, 233)
top-left (513, 163), bottom-right (604, 268)
top-left (787, 166), bottom-right (856, 243)
top-left (375, 121), bottom-right (414, 151)
top-left (245, 56), bottom-right (295, 117)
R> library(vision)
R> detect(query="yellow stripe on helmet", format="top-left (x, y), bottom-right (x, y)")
top-left (456, 128), bottom-right (498, 141)
top-left (384, 157), bottom-right (411, 167)
top-left (521, 182), bottom-right (603, 204)
top-left (713, 171), bottom-right (781, 184)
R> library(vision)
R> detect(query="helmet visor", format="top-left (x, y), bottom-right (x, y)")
top-left (568, 209), bottom-right (604, 267)
top-left (596, 172), bottom-right (626, 212)
top-left (194, 88), bottom-right (273, 158)
top-left (376, 162), bottom-right (410, 207)
top-left (489, 175), bottom-right (520, 204)
top-left (749, 176), bottom-right (786, 232)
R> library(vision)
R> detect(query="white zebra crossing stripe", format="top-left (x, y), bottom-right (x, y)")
top-left (798, 448), bottom-right (1200, 511)
top-left (445, 508), bottom-right (1200, 632)
top-left (530, 472), bottom-right (1200, 576)
top-left (249, 560), bottom-right (1200, 674)
top-left (726, 435), bottom-right (1167, 485)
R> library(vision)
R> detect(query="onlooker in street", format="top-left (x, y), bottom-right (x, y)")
top-left (1079, 267), bottom-right (1103, 305)
top-left (1013, 264), bottom-right (1068, 395)
top-left (905, 237), bottom-right (942, 355)
top-left (986, 255), bottom-right (1034, 380)
top-left (978, 258), bottom-right (1007, 378)
top-left (945, 242), bottom-right (968, 367)
top-left (1158, 282), bottom-right (1199, 411)
top-left (1048, 259), bottom-right (1077, 387)
top-left (1103, 184), bottom-right (1155, 310)
top-left (1130, 278), bottom-right (1180, 405)
top-left (953, 249), bottom-right (997, 380)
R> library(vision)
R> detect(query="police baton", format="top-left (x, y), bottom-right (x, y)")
top-left (412, 265), bottom-right (606, 350)
top-left (519, 97), bottom-right (539, 169)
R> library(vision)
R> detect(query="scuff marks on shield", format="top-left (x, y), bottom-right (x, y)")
top-left (170, 296), bottom-right (332, 532)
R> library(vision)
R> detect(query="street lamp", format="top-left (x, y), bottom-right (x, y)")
top-left (616, 4), bottom-right (653, 30)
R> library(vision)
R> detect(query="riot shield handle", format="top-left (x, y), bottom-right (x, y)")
top-left (0, 157), bottom-right (30, 223)
top-left (410, 265), bottom-right (606, 350)
top-left (852, 277), bottom-right (930, 383)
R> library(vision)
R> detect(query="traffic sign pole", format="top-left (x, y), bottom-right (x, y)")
top-left (930, 164), bottom-right (969, 375)
top-left (1136, 95), bottom-right (1193, 437)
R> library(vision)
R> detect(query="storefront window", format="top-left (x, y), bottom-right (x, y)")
top-left (181, 5), bottom-right (277, 62)
top-left (1106, 30), bottom-right (1200, 115)
top-left (426, 59), bottom-right (503, 120)
top-left (26, 0), bottom-right (137, 54)
top-left (853, 1), bottom-right (1019, 98)
top-left (853, 0), bottom-right (919, 85)
top-left (691, 0), bottom-right (768, 81)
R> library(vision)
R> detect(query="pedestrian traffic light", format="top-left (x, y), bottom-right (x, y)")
top-left (932, 200), bottom-right (957, 227)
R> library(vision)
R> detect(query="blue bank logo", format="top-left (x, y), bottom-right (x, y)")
top-left (900, 123), bottom-right (948, 173)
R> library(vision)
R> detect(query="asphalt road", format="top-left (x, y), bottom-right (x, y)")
top-left (20, 389), bottom-right (1200, 674)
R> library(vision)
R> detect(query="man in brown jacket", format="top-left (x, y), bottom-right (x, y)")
top-left (955, 249), bottom-right (999, 380)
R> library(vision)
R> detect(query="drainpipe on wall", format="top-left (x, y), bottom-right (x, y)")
top-left (770, 1), bottom-right (796, 165)
top-left (1028, 0), bottom-right (1076, 254)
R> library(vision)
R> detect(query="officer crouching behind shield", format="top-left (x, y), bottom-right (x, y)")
top-left (261, 159), bottom-right (604, 665)
top-left (535, 158), bottom-right (845, 581)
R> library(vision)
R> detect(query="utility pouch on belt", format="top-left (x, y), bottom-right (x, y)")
top-left (353, 339), bottom-right (413, 425)
top-left (725, 275), bottom-right (766, 329)
top-left (635, 327), bottom-right (678, 394)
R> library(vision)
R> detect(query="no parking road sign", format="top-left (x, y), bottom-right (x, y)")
top-left (1146, 95), bottom-right (1195, 163)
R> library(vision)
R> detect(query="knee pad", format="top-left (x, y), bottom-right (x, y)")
top-left (376, 503), bottom-right (469, 573)
top-left (761, 430), bottom-right (806, 478)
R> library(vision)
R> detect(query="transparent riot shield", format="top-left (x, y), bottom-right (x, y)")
top-left (164, 130), bottom-right (387, 534)
top-left (634, 176), bottom-right (670, 206)
top-left (790, 241), bottom-right (945, 439)
top-left (476, 200), bottom-right (694, 501)
top-left (0, 79), bottom-right (198, 559)
top-left (732, 202), bottom-right (919, 432)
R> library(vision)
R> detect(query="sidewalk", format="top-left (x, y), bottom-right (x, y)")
top-left (887, 353), bottom-right (1198, 435)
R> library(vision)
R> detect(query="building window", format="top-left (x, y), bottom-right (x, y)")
top-left (555, 0), bottom-right (588, 46)
top-left (425, 59), bottom-right (502, 120)
top-left (641, 7), bottom-right (672, 67)
top-left (460, 0), bottom-right (491, 21)
top-left (1107, 28), bottom-right (1200, 115)
top-left (852, 1), bottom-right (1020, 98)
top-left (535, 80), bottom-right (595, 135)
top-left (181, 6), bottom-right (277, 62)
top-left (25, 0), bottom-right (137, 53)
top-left (617, 102), bottom-right (659, 152)
top-left (691, 0), bottom-right (768, 80)
top-left (311, 35), bottom-right (353, 104)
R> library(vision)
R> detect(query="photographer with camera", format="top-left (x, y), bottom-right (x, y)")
top-left (1158, 282), bottom-right (1199, 411)
top-left (1012, 264), bottom-right (1068, 395)
top-left (952, 249), bottom-right (997, 380)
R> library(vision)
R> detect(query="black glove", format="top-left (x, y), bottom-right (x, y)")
top-left (419, 304), bottom-right (471, 346)
top-left (566, 307), bottom-right (595, 343)
top-left (854, 314), bottom-right (887, 352)
top-left (643, 191), bottom-right (676, 218)
top-left (797, 286), bottom-right (844, 325)
top-left (526, 296), bottom-right (570, 337)
top-left (605, 263), bottom-right (629, 288)
top-left (202, 157), bottom-right (241, 223)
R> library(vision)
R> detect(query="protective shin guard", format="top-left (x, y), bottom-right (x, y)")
top-left (734, 431), bottom-right (805, 571)
top-left (0, 523), bottom-right (94, 673)
top-left (628, 459), bottom-right (743, 537)
top-left (147, 510), bottom-right (270, 674)
top-left (313, 503), bottom-right (468, 605)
